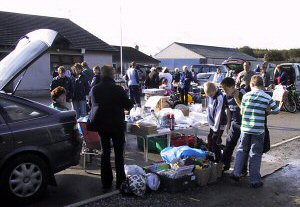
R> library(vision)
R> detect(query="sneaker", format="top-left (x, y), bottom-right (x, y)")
top-left (251, 182), bottom-right (263, 188)
top-left (240, 171), bottom-right (248, 177)
top-left (230, 174), bottom-right (240, 182)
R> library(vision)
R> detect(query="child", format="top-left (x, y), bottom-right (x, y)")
top-left (220, 77), bottom-right (248, 174)
top-left (204, 82), bottom-right (227, 162)
top-left (91, 65), bottom-right (101, 88)
top-left (159, 78), bottom-right (172, 96)
top-left (232, 75), bottom-right (280, 188)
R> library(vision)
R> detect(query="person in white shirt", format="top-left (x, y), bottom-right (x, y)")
top-left (159, 67), bottom-right (173, 90)
top-left (124, 61), bottom-right (141, 106)
top-left (213, 67), bottom-right (225, 84)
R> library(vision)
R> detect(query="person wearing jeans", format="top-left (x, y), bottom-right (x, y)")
top-left (125, 61), bottom-right (141, 107)
top-left (232, 75), bottom-right (279, 188)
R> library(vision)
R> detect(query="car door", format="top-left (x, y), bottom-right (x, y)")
top-left (0, 111), bottom-right (13, 159)
top-left (295, 65), bottom-right (300, 92)
top-left (0, 98), bottom-right (52, 149)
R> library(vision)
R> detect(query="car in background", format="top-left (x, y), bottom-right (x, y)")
top-left (191, 64), bottom-right (227, 75)
top-left (275, 63), bottom-right (300, 91)
top-left (196, 72), bottom-right (215, 86)
top-left (0, 29), bottom-right (82, 203)
top-left (222, 58), bottom-right (245, 78)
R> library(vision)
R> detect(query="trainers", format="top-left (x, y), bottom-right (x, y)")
top-left (251, 182), bottom-right (263, 188)
top-left (240, 171), bottom-right (248, 177)
top-left (230, 174), bottom-right (240, 182)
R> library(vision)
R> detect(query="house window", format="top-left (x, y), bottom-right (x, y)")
top-left (50, 54), bottom-right (83, 75)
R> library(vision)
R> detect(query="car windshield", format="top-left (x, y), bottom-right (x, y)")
top-left (197, 73), bottom-right (212, 79)
top-left (224, 64), bottom-right (243, 73)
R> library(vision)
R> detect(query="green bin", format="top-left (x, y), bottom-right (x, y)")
top-left (137, 135), bottom-right (168, 153)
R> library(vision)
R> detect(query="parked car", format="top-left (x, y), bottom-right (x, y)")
top-left (0, 29), bottom-right (82, 203)
top-left (191, 64), bottom-right (227, 75)
top-left (196, 72), bottom-right (215, 86)
top-left (274, 63), bottom-right (300, 91)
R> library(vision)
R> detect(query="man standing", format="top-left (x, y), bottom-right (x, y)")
top-left (89, 65), bottom-right (133, 191)
top-left (180, 65), bottom-right (192, 105)
top-left (50, 66), bottom-right (74, 110)
top-left (236, 61), bottom-right (255, 91)
top-left (81, 61), bottom-right (94, 85)
top-left (125, 61), bottom-right (141, 107)
top-left (231, 75), bottom-right (280, 188)
top-left (72, 63), bottom-right (90, 118)
top-left (213, 67), bottom-right (225, 84)
top-left (145, 67), bottom-right (160, 89)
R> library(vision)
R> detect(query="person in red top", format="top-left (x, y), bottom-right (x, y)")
top-left (274, 66), bottom-right (288, 86)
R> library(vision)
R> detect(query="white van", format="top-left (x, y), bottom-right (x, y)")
top-left (275, 63), bottom-right (300, 92)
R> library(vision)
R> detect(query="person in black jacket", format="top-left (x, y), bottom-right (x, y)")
top-left (72, 63), bottom-right (90, 118)
top-left (144, 67), bottom-right (159, 89)
top-left (50, 66), bottom-right (74, 110)
top-left (89, 65), bottom-right (133, 190)
top-left (91, 65), bottom-right (101, 88)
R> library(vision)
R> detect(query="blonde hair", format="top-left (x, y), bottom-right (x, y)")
top-left (204, 82), bottom-right (216, 93)
top-left (250, 75), bottom-right (264, 88)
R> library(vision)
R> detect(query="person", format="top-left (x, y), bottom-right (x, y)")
top-left (50, 86), bottom-right (69, 111)
top-left (220, 77), bottom-right (247, 174)
top-left (180, 65), bottom-right (193, 105)
top-left (52, 68), bottom-right (59, 78)
top-left (213, 67), bottom-right (225, 84)
top-left (204, 82), bottom-right (227, 162)
top-left (159, 78), bottom-right (172, 96)
top-left (255, 64), bottom-right (260, 73)
top-left (125, 61), bottom-right (141, 107)
top-left (89, 65), bottom-right (133, 191)
top-left (260, 62), bottom-right (270, 87)
top-left (159, 67), bottom-right (173, 90)
top-left (274, 65), bottom-right (288, 86)
top-left (91, 65), bottom-right (101, 88)
top-left (236, 61), bottom-right (255, 91)
top-left (231, 75), bottom-right (280, 188)
top-left (144, 67), bottom-right (159, 89)
top-left (50, 66), bottom-right (74, 110)
top-left (172, 67), bottom-right (181, 92)
top-left (81, 61), bottom-right (94, 85)
top-left (72, 63), bottom-right (90, 118)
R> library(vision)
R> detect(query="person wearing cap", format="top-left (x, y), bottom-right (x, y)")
top-left (89, 65), bottom-right (133, 191)
top-left (145, 67), bottom-right (160, 89)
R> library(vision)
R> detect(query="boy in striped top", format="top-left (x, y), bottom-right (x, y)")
top-left (232, 75), bottom-right (280, 188)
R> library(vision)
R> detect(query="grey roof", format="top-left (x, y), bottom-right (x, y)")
top-left (112, 46), bottom-right (160, 64)
top-left (176, 42), bottom-right (257, 61)
top-left (0, 11), bottom-right (116, 52)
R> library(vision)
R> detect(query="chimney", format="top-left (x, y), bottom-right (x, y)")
top-left (135, 45), bottom-right (139, 51)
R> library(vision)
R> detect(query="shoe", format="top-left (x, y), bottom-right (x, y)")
top-left (241, 171), bottom-right (248, 177)
top-left (230, 173), bottom-right (240, 182)
top-left (251, 182), bottom-right (263, 188)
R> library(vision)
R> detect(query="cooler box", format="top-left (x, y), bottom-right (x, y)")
top-left (137, 135), bottom-right (168, 153)
top-left (160, 173), bottom-right (196, 193)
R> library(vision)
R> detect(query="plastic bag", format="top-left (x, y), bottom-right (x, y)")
top-left (124, 165), bottom-right (145, 177)
top-left (189, 104), bottom-right (203, 113)
top-left (160, 146), bottom-right (206, 164)
top-left (160, 147), bottom-right (180, 164)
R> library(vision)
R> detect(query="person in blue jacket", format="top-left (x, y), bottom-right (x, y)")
top-left (180, 65), bottom-right (193, 105)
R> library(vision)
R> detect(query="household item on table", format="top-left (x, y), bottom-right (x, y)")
top-left (129, 123), bottom-right (158, 136)
top-left (189, 103), bottom-right (203, 113)
top-left (174, 104), bottom-right (189, 116)
top-left (143, 89), bottom-right (166, 100)
top-left (129, 106), bottom-right (143, 120)
top-left (144, 95), bottom-right (170, 114)
top-left (189, 111), bottom-right (208, 126)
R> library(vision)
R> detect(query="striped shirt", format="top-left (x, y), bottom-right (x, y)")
top-left (241, 89), bottom-right (279, 134)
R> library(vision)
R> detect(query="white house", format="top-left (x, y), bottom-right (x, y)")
top-left (0, 11), bottom-right (116, 92)
top-left (154, 42), bottom-right (262, 71)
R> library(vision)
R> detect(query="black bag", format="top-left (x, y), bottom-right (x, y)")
top-left (263, 126), bottom-right (270, 153)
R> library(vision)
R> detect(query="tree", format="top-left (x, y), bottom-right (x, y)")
top-left (264, 50), bottom-right (285, 61)
top-left (239, 46), bottom-right (255, 57)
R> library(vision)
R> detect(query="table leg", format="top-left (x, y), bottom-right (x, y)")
top-left (144, 136), bottom-right (148, 162)
top-left (167, 134), bottom-right (171, 147)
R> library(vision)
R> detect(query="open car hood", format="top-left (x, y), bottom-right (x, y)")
top-left (0, 29), bottom-right (59, 91)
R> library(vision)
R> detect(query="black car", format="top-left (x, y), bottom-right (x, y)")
top-left (0, 29), bottom-right (82, 203)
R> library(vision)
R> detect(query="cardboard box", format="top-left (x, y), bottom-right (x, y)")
top-left (144, 96), bottom-right (170, 113)
top-left (129, 123), bottom-right (157, 136)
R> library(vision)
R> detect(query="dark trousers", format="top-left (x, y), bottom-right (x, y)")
top-left (207, 129), bottom-right (224, 162)
top-left (180, 88), bottom-right (189, 105)
top-left (129, 85), bottom-right (141, 107)
top-left (98, 130), bottom-right (126, 188)
top-left (221, 122), bottom-right (248, 172)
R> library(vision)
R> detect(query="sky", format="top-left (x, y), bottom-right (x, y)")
top-left (1, 0), bottom-right (300, 56)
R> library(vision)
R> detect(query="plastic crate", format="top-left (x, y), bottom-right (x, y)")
top-left (137, 135), bottom-right (168, 153)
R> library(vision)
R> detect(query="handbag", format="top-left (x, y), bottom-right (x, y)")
top-left (263, 126), bottom-right (270, 153)
top-left (86, 105), bottom-right (99, 132)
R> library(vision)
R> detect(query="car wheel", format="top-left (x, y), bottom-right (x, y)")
top-left (1, 154), bottom-right (49, 203)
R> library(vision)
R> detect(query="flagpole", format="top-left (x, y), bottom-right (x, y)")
top-left (120, 0), bottom-right (123, 77)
